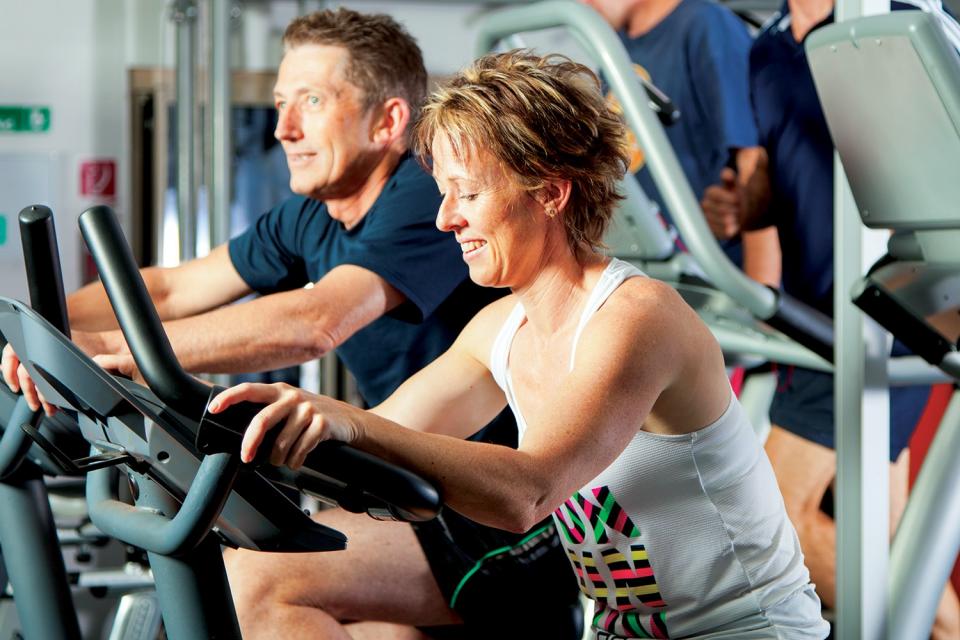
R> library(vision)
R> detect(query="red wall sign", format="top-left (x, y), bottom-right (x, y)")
top-left (79, 159), bottom-right (116, 197)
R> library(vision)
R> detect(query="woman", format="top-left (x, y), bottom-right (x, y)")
top-left (211, 51), bottom-right (828, 639)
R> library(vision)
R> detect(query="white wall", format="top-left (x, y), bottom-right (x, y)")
top-left (0, 0), bottom-right (135, 301)
top-left (0, 0), bottom-right (583, 303)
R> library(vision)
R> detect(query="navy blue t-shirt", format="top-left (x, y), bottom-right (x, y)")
top-left (749, 9), bottom-right (836, 314)
top-left (750, 3), bottom-right (942, 314)
top-left (618, 0), bottom-right (758, 261)
top-left (228, 153), bottom-right (503, 407)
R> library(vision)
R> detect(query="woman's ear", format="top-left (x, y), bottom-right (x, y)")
top-left (370, 97), bottom-right (411, 146)
top-left (536, 178), bottom-right (572, 219)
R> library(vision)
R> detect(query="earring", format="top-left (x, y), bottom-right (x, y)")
top-left (546, 207), bottom-right (557, 218)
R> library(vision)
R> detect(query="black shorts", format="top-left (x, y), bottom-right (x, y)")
top-left (413, 509), bottom-right (582, 639)
top-left (769, 363), bottom-right (930, 462)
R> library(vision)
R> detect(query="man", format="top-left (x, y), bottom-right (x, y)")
top-left (582, 0), bottom-right (781, 287)
top-left (701, 1), bottom-right (960, 635)
top-left (3, 9), bottom-right (579, 639)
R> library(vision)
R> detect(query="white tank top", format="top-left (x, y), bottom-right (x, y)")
top-left (490, 259), bottom-right (828, 639)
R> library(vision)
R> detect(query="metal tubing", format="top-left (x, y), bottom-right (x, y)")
top-left (18, 205), bottom-right (70, 338)
top-left (174, 0), bottom-right (198, 261)
top-left (832, 0), bottom-right (892, 634)
top-left (86, 453), bottom-right (239, 557)
top-left (473, 0), bottom-right (777, 318)
top-left (79, 205), bottom-right (209, 415)
top-left (148, 537), bottom-right (241, 640)
top-left (0, 465), bottom-right (81, 640)
top-left (889, 391), bottom-right (960, 639)
top-left (209, 0), bottom-right (232, 250)
top-left (0, 397), bottom-right (39, 479)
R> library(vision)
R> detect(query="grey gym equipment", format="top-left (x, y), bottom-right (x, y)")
top-left (0, 205), bottom-right (158, 640)
top-left (1, 204), bottom-right (441, 640)
top-left (807, 11), bottom-right (960, 638)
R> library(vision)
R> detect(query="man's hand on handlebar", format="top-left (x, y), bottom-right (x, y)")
top-left (701, 167), bottom-right (744, 241)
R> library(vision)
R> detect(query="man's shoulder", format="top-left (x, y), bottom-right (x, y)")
top-left (365, 154), bottom-right (443, 231)
top-left (380, 153), bottom-right (441, 204)
top-left (676, 0), bottom-right (746, 30)
top-left (749, 12), bottom-right (793, 69)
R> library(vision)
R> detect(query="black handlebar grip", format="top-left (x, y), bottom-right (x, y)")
top-left (765, 289), bottom-right (835, 364)
top-left (78, 206), bottom-right (209, 416)
top-left (197, 386), bottom-right (441, 521)
top-left (19, 205), bottom-right (70, 338)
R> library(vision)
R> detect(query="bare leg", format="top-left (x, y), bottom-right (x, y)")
top-left (932, 586), bottom-right (960, 640)
top-left (224, 508), bottom-right (461, 640)
top-left (889, 450), bottom-right (960, 640)
top-left (765, 425), bottom-right (837, 606)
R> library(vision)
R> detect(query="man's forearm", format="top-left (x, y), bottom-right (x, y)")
top-left (736, 146), bottom-right (773, 230)
top-left (162, 299), bottom-right (336, 374)
top-left (69, 267), bottom-right (170, 332)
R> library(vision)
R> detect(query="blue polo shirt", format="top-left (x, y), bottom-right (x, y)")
top-left (618, 0), bottom-right (758, 263)
top-left (228, 153), bottom-right (503, 407)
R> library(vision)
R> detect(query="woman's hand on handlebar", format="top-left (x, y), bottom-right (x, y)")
top-left (208, 383), bottom-right (361, 469)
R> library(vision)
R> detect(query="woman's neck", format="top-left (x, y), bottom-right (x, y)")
top-left (512, 244), bottom-right (608, 336)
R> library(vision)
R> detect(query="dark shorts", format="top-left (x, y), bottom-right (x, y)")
top-left (769, 362), bottom-right (931, 462)
top-left (413, 509), bottom-right (582, 639)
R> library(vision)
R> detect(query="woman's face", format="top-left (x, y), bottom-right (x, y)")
top-left (431, 133), bottom-right (546, 289)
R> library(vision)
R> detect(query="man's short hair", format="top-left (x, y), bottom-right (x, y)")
top-left (284, 8), bottom-right (428, 124)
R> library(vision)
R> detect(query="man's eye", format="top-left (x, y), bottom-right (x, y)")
top-left (276, 102), bottom-right (286, 111)
top-left (308, 95), bottom-right (320, 105)
top-left (462, 193), bottom-right (478, 201)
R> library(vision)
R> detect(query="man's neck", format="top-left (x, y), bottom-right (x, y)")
top-left (625, 0), bottom-right (684, 37)
top-left (326, 148), bottom-right (405, 230)
top-left (788, 0), bottom-right (834, 42)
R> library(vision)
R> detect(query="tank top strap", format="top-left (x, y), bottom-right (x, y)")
top-left (568, 258), bottom-right (646, 371)
top-left (489, 302), bottom-right (527, 392)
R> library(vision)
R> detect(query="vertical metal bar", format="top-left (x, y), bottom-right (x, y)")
top-left (890, 390), bottom-right (960, 639)
top-left (205, 0), bottom-right (234, 390)
top-left (148, 538), bottom-right (242, 640)
top-left (174, 0), bottom-right (198, 262)
top-left (209, 0), bottom-right (232, 249)
top-left (833, 1), bottom-right (889, 638)
top-left (0, 465), bottom-right (82, 640)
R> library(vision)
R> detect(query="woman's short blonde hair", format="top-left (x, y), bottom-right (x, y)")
top-left (413, 50), bottom-right (629, 254)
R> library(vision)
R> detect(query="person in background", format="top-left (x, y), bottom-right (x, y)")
top-left (701, 1), bottom-right (960, 636)
top-left (583, 0), bottom-right (782, 288)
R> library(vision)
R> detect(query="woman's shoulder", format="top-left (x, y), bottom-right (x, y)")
top-left (607, 272), bottom-right (686, 314)
top-left (594, 275), bottom-right (708, 351)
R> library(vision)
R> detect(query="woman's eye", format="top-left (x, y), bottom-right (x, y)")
top-left (462, 193), bottom-right (478, 202)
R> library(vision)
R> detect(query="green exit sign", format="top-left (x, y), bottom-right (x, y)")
top-left (0, 106), bottom-right (51, 133)
top-left (0, 214), bottom-right (6, 246)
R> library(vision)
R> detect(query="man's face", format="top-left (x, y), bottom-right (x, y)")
top-left (273, 44), bottom-right (383, 200)
top-left (580, 0), bottom-right (633, 30)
